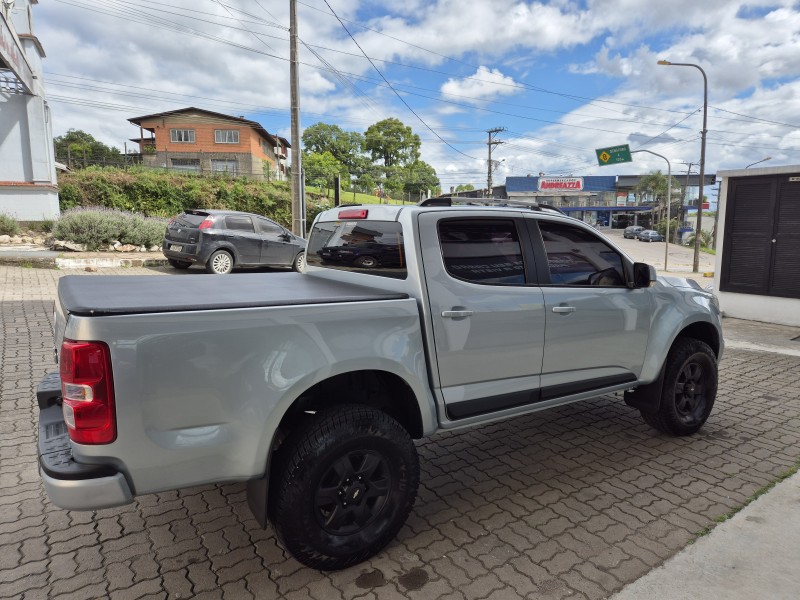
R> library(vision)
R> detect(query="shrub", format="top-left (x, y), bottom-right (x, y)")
top-left (52, 207), bottom-right (168, 251)
top-left (0, 213), bottom-right (21, 236)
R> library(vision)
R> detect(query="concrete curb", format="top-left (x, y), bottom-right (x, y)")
top-left (0, 248), bottom-right (168, 269)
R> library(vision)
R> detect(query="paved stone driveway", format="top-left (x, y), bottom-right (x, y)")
top-left (2, 265), bottom-right (799, 600)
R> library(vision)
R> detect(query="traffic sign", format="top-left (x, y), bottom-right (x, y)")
top-left (595, 144), bottom-right (632, 166)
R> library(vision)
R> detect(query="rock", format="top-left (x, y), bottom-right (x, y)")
top-left (61, 241), bottom-right (87, 252)
top-left (149, 245), bottom-right (160, 252)
top-left (117, 244), bottom-right (137, 252)
top-left (138, 245), bottom-right (146, 252)
top-left (10, 236), bottom-right (22, 244)
top-left (107, 244), bottom-right (117, 252)
top-left (20, 236), bottom-right (32, 243)
top-left (84, 266), bottom-right (98, 273)
top-left (33, 237), bottom-right (45, 245)
top-left (112, 241), bottom-right (121, 248)
top-left (0, 235), bottom-right (10, 244)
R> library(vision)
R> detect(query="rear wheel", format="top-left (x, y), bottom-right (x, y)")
top-left (292, 251), bottom-right (305, 272)
top-left (167, 258), bottom-right (191, 269)
top-left (641, 338), bottom-right (717, 436)
top-left (206, 250), bottom-right (234, 274)
top-left (270, 405), bottom-right (419, 570)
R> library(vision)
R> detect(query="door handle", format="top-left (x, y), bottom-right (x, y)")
top-left (442, 310), bottom-right (473, 318)
top-left (552, 306), bottom-right (576, 314)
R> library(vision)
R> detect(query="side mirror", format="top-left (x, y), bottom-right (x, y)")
top-left (632, 262), bottom-right (657, 288)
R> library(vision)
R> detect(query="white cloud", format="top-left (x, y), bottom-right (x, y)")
top-left (440, 67), bottom-right (521, 103)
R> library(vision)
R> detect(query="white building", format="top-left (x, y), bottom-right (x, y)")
top-left (713, 165), bottom-right (800, 326)
top-left (0, 0), bottom-right (59, 221)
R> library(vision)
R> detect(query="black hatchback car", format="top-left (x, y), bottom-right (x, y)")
top-left (163, 209), bottom-right (306, 274)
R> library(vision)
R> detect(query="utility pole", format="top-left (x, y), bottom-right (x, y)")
top-left (678, 161), bottom-right (693, 244)
top-left (289, 0), bottom-right (303, 236)
top-left (486, 127), bottom-right (505, 196)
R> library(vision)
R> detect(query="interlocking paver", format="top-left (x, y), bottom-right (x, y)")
top-left (1, 264), bottom-right (800, 599)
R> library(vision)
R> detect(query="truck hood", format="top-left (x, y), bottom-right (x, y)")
top-left (657, 275), bottom-right (712, 294)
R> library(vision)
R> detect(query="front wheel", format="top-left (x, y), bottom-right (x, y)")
top-left (270, 405), bottom-right (419, 570)
top-left (206, 250), bottom-right (234, 274)
top-left (641, 338), bottom-right (717, 436)
top-left (354, 255), bottom-right (378, 268)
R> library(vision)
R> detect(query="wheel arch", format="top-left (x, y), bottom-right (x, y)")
top-left (247, 369), bottom-right (425, 527)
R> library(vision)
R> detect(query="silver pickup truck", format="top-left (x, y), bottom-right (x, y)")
top-left (37, 202), bottom-right (723, 570)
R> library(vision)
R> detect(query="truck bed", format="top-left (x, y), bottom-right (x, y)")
top-left (58, 272), bottom-right (409, 316)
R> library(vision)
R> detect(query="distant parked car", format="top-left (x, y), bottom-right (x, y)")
top-left (163, 209), bottom-right (306, 274)
top-left (623, 225), bottom-right (644, 238)
top-left (637, 230), bottom-right (664, 242)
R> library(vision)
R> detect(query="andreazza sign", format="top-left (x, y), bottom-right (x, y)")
top-left (538, 177), bottom-right (584, 191)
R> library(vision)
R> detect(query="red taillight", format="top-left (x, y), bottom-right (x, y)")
top-left (198, 218), bottom-right (214, 230)
top-left (60, 340), bottom-right (116, 444)
top-left (338, 209), bottom-right (368, 219)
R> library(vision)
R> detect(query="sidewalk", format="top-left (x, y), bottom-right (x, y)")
top-left (611, 471), bottom-right (800, 599)
top-left (612, 315), bottom-right (800, 599)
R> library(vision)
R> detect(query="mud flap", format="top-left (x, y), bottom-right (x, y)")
top-left (623, 363), bottom-right (666, 413)
top-left (246, 477), bottom-right (269, 528)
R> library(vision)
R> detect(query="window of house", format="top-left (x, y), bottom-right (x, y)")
top-left (211, 159), bottom-right (237, 175)
top-left (170, 158), bottom-right (200, 173)
top-left (438, 219), bottom-right (526, 285)
top-left (215, 129), bottom-right (240, 144)
top-left (538, 221), bottom-right (625, 286)
top-left (170, 129), bottom-right (195, 143)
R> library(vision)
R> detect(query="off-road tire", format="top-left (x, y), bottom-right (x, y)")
top-left (206, 250), bottom-right (234, 274)
top-left (270, 405), bottom-right (419, 570)
top-left (167, 259), bottom-right (191, 269)
top-left (641, 337), bottom-right (717, 436)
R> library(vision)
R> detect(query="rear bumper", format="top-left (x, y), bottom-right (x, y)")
top-left (162, 240), bottom-right (201, 263)
top-left (37, 374), bottom-right (133, 511)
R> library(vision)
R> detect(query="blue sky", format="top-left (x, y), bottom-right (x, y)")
top-left (34, 0), bottom-right (800, 193)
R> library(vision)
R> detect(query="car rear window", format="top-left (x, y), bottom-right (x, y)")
top-left (175, 212), bottom-right (208, 227)
top-left (306, 220), bottom-right (407, 279)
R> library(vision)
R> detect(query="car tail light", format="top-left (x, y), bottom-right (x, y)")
top-left (198, 218), bottom-right (214, 230)
top-left (338, 209), bottom-right (368, 219)
top-left (60, 340), bottom-right (116, 444)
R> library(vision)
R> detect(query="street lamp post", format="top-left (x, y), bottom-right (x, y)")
top-left (632, 149), bottom-right (672, 271)
top-left (658, 60), bottom-right (707, 273)
top-left (745, 156), bottom-right (772, 169)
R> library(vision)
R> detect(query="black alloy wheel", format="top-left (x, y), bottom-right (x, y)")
top-left (270, 405), bottom-right (419, 570)
top-left (641, 337), bottom-right (717, 436)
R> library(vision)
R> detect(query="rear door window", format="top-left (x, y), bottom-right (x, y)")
top-left (438, 219), bottom-right (526, 285)
top-left (224, 216), bottom-right (255, 232)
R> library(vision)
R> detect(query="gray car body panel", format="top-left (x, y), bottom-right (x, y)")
top-left (45, 203), bottom-right (722, 509)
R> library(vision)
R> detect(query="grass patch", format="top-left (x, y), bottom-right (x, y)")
top-left (694, 461), bottom-right (799, 540)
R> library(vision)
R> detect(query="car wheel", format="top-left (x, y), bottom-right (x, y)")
top-left (354, 255), bottom-right (379, 268)
top-left (167, 259), bottom-right (191, 269)
top-left (292, 251), bottom-right (305, 273)
top-left (640, 337), bottom-right (717, 436)
top-left (270, 405), bottom-right (419, 570)
top-left (206, 250), bottom-right (234, 274)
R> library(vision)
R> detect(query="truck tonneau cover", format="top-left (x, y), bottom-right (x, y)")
top-left (58, 273), bottom-right (409, 316)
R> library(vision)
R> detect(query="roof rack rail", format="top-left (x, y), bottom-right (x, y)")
top-left (418, 197), bottom-right (566, 215)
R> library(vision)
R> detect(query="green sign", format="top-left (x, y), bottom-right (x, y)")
top-left (595, 144), bottom-right (632, 166)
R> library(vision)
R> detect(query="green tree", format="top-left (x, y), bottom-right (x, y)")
top-left (303, 151), bottom-right (347, 196)
top-left (364, 118), bottom-right (421, 168)
top-left (635, 170), bottom-right (681, 222)
top-left (403, 161), bottom-right (440, 197)
top-left (302, 123), bottom-right (364, 173)
top-left (54, 129), bottom-right (122, 167)
top-left (455, 184), bottom-right (475, 192)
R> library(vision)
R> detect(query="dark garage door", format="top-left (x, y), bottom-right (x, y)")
top-left (721, 173), bottom-right (800, 299)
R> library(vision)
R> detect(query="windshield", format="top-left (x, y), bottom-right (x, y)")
top-left (306, 220), bottom-right (407, 279)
